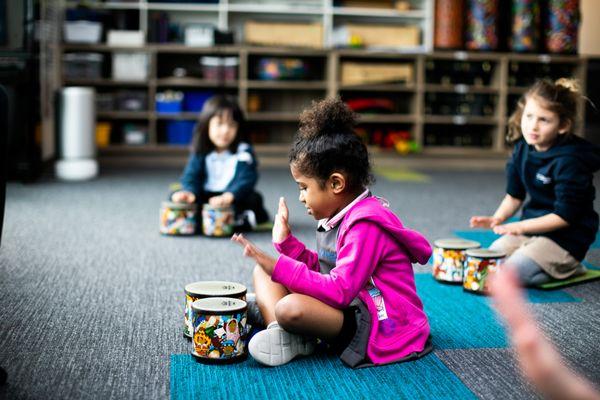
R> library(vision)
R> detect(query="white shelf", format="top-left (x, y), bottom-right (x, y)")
top-left (332, 7), bottom-right (425, 19)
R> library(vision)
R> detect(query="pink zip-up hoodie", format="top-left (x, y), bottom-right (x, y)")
top-left (272, 197), bottom-right (432, 365)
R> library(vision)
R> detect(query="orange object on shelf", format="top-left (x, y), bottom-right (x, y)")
top-left (96, 122), bottom-right (111, 148)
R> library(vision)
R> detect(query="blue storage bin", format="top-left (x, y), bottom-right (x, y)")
top-left (183, 91), bottom-right (213, 112)
top-left (156, 99), bottom-right (183, 113)
top-left (166, 121), bottom-right (196, 145)
top-left (156, 90), bottom-right (184, 113)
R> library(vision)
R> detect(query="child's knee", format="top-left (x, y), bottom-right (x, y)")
top-left (274, 295), bottom-right (304, 328)
top-left (506, 253), bottom-right (551, 286)
top-left (252, 264), bottom-right (267, 283)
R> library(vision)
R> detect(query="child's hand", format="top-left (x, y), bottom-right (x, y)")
top-left (231, 233), bottom-right (277, 275)
top-left (273, 197), bottom-right (291, 244)
top-left (490, 268), bottom-right (600, 400)
top-left (470, 216), bottom-right (502, 229)
top-left (209, 192), bottom-right (234, 208)
top-left (493, 222), bottom-right (525, 235)
top-left (171, 190), bottom-right (196, 204)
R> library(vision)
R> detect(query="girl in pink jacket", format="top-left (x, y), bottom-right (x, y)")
top-left (232, 97), bottom-right (432, 367)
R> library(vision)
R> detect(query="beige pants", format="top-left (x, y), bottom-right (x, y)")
top-left (490, 235), bottom-right (583, 280)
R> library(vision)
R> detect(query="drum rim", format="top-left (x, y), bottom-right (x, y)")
top-left (434, 238), bottom-right (481, 250)
top-left (465, 248), bottom-right (505, 258)
top-left (161, 201), bottom-right (198, 210)
top-left (202, 204), bottom-right (234, 211)
top-left (185, 281), bottom-right (247, 297)
top-left (191, 297), bottom-right (248, 314)
top-left (191, 349), bottom-right (248, 363)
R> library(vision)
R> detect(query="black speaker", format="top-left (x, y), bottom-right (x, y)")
top-left (0, 84), bottom-right (7, 246)
top-left (0, 1), bottom-right (6, 46)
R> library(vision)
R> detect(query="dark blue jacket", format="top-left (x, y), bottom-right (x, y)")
top-left (179, 142), bottom-right (258, 202)
top-left (506, 136), bottom-right (600, 260)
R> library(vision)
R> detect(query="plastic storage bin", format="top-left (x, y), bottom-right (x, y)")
top-left (63, 53), bottom-right (103, 79)
top-left (156, 91), bottom-right (183, 113)
top-left (183, 91), bottom-right (213, 112)
top-left (63, 21), bottom-right (102, 43)
top-left (166, 121), bottom-right (195, 145)
top-left (112, 52), bottom-right (149, 81)
top-left (200, 57), bottom-right (238, 81)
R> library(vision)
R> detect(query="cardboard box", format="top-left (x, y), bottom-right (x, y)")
top-left (341, 62), bottom-right (414, 85)
top-left (333, 23), bottom-right (420, 49)
top-left (245, 21), bottom-right (323, 48)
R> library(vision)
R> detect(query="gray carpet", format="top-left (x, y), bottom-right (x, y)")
top-left (1, 165), bottom-right (599, 399)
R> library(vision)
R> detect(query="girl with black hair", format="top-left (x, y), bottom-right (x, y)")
top-left (171, 95), bottom-right (269, 230)
top-left (232, 97), bottom-right (432, 367)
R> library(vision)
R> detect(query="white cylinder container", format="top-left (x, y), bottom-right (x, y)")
top-left (56, 87), bottom-right (98, 180)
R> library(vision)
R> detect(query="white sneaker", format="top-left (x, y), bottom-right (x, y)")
top-left (248, 323), bottom-right (315, 366)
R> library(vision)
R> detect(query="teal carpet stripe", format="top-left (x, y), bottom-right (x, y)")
top-left (453, 230), bottom-right (501, 248)
top-left (415, 274), bottom-right (577, 350)
top-left (170, 352), bottom-right (477, 400)
top-left (583, 260), bottom-right (600, 270)
top-left (454, 229), bottom-right (600, 251)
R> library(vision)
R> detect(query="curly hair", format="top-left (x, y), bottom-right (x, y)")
top-left (289, 97), bottom-right (374, 190)
top-left (507, 78), bottom-right (582, 143)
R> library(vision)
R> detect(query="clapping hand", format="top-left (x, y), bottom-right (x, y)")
top-left (231, 233), bottom-right (277, 275)
top-left (273, 197), bottom-right (291, 244)
top-left (171, 190), bottom-right (196, 204)
top-left (470, 216), bottom-right (502, 229)
top-left (493, 221), bottom-right (525, 235)
top-left (208, 192), bottom-right (234, 208)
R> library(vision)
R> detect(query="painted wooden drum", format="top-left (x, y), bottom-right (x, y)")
top-left (160, 201), bottom-right (197, 235)
top-left (463, 248), bottom-right (505, 294)
top-left (191, 297), bottom-right (248, 363)
top-left (184, 281), bottom-right (247, 338)
top-left (202, 204), bottom-right (234, 237)
top-left (465, 0), bottom-right (499, 51)
top-left (433, 238), bottom-right (481, 283)
top-left (434, 0), bottom-right (464, 50)
top-left (545, 0), bottom-right (579, 54)
top-left (510, 0), bottom-right (541, 52)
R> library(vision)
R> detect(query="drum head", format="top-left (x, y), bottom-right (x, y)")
top-left (185, 281), bottom-right (246, 298)
top-left (434, 238), bottom-right (481, 250)
top-left (192, 297), bottom-right (247, 314)
top-left (162, 201), bottom-right (197, 211)
top-left (466, 248), bottom-right (505, 258)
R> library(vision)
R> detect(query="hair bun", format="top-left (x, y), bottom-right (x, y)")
top-left (298, 97), bottom-right (357, 139)
top-left (555, 78), bottom-right (580, 93)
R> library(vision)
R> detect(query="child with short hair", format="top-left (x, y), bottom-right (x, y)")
top-left (470, 79), bottom-right (600, 286)
top-left (171, 95), bottom-right (269, 230)
top-left (232, 97), bottom-right (432, 367)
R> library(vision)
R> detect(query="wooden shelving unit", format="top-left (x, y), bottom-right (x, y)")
top-left (59, 1), bottom-right (587, 156)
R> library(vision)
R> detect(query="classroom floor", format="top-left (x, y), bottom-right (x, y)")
top-left (1, 163), bottom-right (599, 399)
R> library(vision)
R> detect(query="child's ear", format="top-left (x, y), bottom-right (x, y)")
top-left (559, 120), bottom-right (572, 135)
top-left (329, 173), bottom-right (346, 194)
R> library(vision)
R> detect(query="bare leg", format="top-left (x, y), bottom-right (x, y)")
top-left (275, 293), bottom-right (344, 339)
top-left (252, 265), bottom-right (289, 326)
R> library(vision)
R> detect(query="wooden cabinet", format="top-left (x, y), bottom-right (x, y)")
top-left (59, 1), bottom-right (587, 156)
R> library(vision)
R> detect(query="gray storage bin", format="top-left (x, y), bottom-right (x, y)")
top-left (63, 53), bottom-right (104, 79)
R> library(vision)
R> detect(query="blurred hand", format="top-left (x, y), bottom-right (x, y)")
top-left (231, 233), bottom-right (277, 275)
top-left (490, 269), bottom-right (600, 400)
top-left (273, 197), bottom-right (291, 244)
top-left (171, 190), bottom-right (196, 204)
top-left (470, 216), bottom-right (502, 229)
top-left (493, 222), bottom-right (525, 235)
top-left (208, 192), bottom-right (234, 208)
